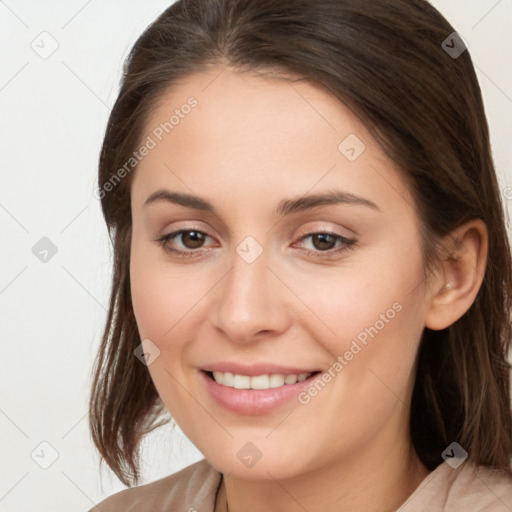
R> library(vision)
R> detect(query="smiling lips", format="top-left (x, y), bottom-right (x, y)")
top-left (200, 362), bottom-right (322, 414)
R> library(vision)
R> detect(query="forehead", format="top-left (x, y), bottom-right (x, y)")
top-left (147, 66), bottom-right (370, 150)
top-left (130, 66), bottom-right (415, 216)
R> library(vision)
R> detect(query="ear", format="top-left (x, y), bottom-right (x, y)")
top-left (424, 219), bottom-right (488, 331)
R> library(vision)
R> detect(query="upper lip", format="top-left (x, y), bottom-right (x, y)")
top-left (200, 362), bottom-right (320, 376)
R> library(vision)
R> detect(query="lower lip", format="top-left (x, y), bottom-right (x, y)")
top-left (199, 370), bottom-right (320, 415)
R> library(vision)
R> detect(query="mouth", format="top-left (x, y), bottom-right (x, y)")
top-left (199, 368), bottom-right (323, 415)
top-left (203, 370), bottom-right (321, 390)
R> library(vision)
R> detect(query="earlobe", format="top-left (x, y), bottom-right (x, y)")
top-left (424, 219), bottom-right (488, 331)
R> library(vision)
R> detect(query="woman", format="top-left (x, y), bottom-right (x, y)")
top-left (88, 0), bottom-right (512, 510)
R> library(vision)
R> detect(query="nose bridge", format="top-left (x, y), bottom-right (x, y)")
top-left (213, 236), bottom-right (289, 341)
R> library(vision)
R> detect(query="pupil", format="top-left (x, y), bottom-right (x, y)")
top-left (184, 231), bottom-right (204, 248)
top-left (313, 233), bottom-right (335, 250)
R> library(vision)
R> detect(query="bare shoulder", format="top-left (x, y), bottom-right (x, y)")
top-left (88, 458), bottom-right (222, 512)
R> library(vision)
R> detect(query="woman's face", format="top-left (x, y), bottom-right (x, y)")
top-left (129, 66), bottom-right (430, 479)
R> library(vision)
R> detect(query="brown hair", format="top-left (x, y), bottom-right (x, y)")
top-left (89, 0), bottom-right (512, 486)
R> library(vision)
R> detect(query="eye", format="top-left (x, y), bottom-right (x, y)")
top-left (294, 231), bottom-right (357, 259)
top-left (155, 228), bottom-right (214, 258)
top-left (154, 228), bottom-right (357, 259)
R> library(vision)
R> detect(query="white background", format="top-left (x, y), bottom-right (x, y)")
top-left (1, 1), bottom-right (511, 511)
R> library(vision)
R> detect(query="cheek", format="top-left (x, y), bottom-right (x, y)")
top-left (130, 266), bottom-right (170, 342)
top-left (289, 280), bottom-right (424, 464)
top-left (130, 252), bottom-right (200, 422)
top-left (293, 253), bottom-right (424, 355)
top-left (129, 245), bottom-right (214, 400)
top-left (298, 244), bottom-right (425, 404)
top-left (130, 243), bottom-right (200, 345)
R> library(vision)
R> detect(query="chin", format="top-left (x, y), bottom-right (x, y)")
top-left (201, 443), bottom-right (319, 481)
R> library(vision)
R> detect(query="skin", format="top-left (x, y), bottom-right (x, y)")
top-left (129, 65), bottom-right (488, 512)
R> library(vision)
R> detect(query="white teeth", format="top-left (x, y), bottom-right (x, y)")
top-left (223, 372), bottom-right (234, 387)
top-left (233, 374), bottom-right (251, 389)
top-left (269, 374), bottom-right (285, 388)
top-left (210, 371), bottom-right (313, 389)
top-left (213, 371), bottom-right (224, 385)
top-left (250, 374), bottom-right (269, 389)
top-left (284, 373), bottom-right (298, 384)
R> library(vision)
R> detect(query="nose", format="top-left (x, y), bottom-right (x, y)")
top-left (212, 245), bottom-right (292, 344)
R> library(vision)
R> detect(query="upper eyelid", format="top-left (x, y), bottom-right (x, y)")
top-left (158, 219), bottom-right (353, 239)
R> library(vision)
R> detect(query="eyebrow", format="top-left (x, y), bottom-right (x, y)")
top-left (143, 188), bottom-right (381, 216)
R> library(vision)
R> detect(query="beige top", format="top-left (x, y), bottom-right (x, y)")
top-left (90, 458), bottom-right (512, 511)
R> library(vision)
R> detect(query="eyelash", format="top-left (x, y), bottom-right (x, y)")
top-left (154, 228), bottom-right (357, 260)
